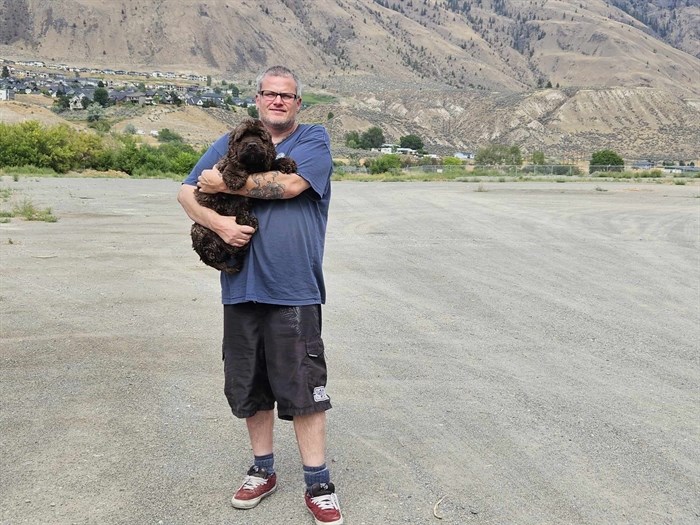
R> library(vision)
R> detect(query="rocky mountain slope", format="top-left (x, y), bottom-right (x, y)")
top-left (1, 0), bottom-right (698, 158)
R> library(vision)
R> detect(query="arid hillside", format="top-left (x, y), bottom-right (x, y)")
top-left (1, 0), bottom-right (698, 158)
top-left (1, 0), bottom-right (698, 94)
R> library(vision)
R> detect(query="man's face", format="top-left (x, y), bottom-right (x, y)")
top-left (255, 74), bottom-right (301, 132)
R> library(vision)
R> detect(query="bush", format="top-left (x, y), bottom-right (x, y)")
top-left (368, 154), bottom-right (401, 174)
top-left (157, 128), bottom-right (184, 143)
top-left (0, 121), bottom-right (109, 173)
top-left (0, 121), bottom-right (201, 177)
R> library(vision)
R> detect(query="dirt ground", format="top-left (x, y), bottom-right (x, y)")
top-left (1, 177), bottom-right (698, 525)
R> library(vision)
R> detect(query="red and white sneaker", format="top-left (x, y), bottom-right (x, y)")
top-left (231, 466), bottom-right (277, 509)
top-left (305, 482), bottom-right (344, 525)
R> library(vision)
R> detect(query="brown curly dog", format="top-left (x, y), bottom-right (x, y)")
top-left (191, 118), bottom-right (297, 273)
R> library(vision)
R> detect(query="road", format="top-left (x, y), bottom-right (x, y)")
top-left (1, 177), bottom-right (698, 524)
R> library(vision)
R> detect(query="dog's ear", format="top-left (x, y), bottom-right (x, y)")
top-left (251, 120), bottom-right (272, 143)
top-left (231, 118), bottom-right (254, 144)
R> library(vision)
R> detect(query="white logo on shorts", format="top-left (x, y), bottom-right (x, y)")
top-left (313, 386), bottom-right (329, 402)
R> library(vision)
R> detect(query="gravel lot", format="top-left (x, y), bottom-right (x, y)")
top-left (1, 177), bottom-right (698, 525)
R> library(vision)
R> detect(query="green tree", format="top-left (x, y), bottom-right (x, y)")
top-left (399, 134), bottom-right (424, 151)
top-left (247, 105), bottom-right (259, 118)
top-left (54, 94), bottom-right (71, 110)
top-left (475, 144), bottom-right (522, 165)
top-left (87, 103), bottom-right (104, 122)
top-left (1, 66), bottom-right (9, 78)
top-left (531, 151), bottom-right (546, 165)
top-left (229, 84), bottom-right (240, 97)
top-left (344, 131), bottom-right (360, 148)
top-left (589, 149), bottom-right (624, 173)
top-left (93, 87), bottom-right (110, 107)
top-left (206, 75), bottom-right (212, 87)
top-left (359, 126), bottom-right (384, 149)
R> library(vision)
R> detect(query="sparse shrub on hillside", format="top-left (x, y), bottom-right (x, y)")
top-left (157, 128), bottom-right (184, 143)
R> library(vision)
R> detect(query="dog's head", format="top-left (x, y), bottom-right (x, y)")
top-left (229, 119), bottom-right (276, 170)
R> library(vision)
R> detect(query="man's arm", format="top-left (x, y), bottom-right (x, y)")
top-left (177, 184), bottom-right (255, 247)
top-left (197, 167), bottom-right (310, 199)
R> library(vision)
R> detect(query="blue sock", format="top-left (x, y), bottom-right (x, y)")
top-left (303, 463), bottom-right (330, 491)
top-left (254, 453), bottom-right (275, 475)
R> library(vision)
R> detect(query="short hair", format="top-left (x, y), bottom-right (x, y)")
top-left (255, 65), bottom-right (303, 98)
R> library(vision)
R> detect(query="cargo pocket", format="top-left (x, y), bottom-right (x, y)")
top-left (304, 338), bottom-right (329, 402)
top-left (305, 337), bottom-right (325, 358)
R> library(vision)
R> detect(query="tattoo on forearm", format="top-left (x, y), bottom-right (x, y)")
top-left (247, 171), bottom-right (286, 199)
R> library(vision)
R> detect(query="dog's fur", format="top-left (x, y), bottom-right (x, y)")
top-left (191, 118), bottom-right (297, 273)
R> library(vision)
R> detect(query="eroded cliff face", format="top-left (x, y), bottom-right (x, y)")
top-left (305, 87), bottom-right (700, 158)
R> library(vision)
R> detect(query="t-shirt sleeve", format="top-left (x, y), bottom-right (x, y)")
top-left (182, 133), bottom-right (229, 186)
top-left (287, 126), bottom-right (333, 200)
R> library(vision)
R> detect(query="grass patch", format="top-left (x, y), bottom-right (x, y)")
top-left (1, 165), bottom-right (60, 178)
top-left (12, 198), bottom-right (58, 222)
top-left (302, 92), bottom-right (337, 106)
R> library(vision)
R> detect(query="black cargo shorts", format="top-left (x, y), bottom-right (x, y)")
top-left (222, 302), bottom-right (332, 421)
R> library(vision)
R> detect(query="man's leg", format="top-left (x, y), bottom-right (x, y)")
top-left (293, 411), bottom-right (326, 466)
top-left (247, 409), bottom-right (275, 456)
top-left (296, 412), bottom-right (344, 524)
top-left (231, 409), bottom-right (278, 509)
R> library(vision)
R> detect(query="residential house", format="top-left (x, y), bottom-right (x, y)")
top-left (454, 151), bottom-right (475, 160)
top-left (396, 147), bottom-right (418, 155)
top-left (0, 87), bottom-right (14, 100)
top-left (69, 95), bottom-right (85, 110)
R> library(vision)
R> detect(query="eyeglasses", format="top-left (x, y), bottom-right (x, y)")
top-left (258, 90), bottom-right (298, 102)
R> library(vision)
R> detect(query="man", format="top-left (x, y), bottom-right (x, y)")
top-left (177, 65), bottom-right (342, 525)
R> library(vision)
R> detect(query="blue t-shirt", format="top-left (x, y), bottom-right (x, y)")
top-left (183, 124), bottom-right (333, 305)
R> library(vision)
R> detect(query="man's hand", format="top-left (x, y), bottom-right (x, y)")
top-left (177, 184), bottom-right (254, 247)
top-left (212, 214), bottom-right (256, 248)
top-left (197, 167), bottom-right (228, 194)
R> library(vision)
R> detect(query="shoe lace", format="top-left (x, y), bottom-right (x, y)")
top-left (310, 492), bottom-right (340, 511)
top-left (240, 475), bottom-right (268, 491)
